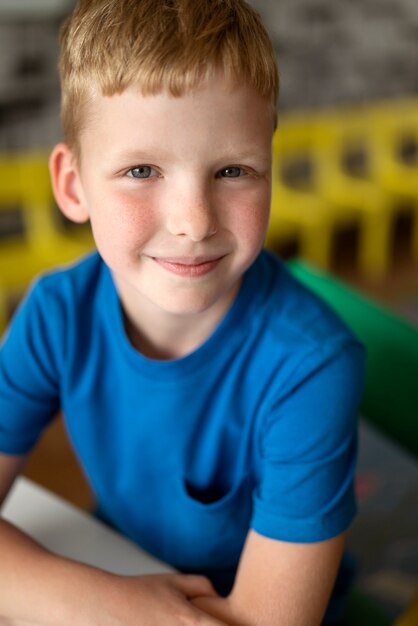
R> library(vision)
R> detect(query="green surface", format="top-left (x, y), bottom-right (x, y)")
top-left (288, 259), bottom-right (418, 460)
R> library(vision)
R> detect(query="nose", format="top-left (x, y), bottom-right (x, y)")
top-left (166, 184), bottom-right (218, 242)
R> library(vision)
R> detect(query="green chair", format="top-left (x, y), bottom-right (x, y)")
top-left (287, 258), bottom-right (418, 625)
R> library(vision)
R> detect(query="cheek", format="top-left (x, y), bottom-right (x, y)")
top-left (227, 188), bottom-right (271, 247)
top-left (89, 191), bottom-right (157, 254)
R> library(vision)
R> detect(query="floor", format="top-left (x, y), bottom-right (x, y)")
top-left (349, 421), bottom-right (418, 619)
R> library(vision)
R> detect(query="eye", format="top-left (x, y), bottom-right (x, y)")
top-left (218, 166), bottom-right (245, 178)
top-left (127, 165), bottom-right (158, 179)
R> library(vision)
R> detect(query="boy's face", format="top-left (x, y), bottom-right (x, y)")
top-left (64, 73), bottom-right (274, 324)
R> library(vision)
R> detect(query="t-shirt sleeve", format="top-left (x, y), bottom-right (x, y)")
top-left (0, 279), bottom-right (62, 454)
top-left (251, 338), bottom-right (365, 543)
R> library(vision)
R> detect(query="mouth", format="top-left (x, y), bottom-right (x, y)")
top-left (150, 255), bottom-right (225, 277)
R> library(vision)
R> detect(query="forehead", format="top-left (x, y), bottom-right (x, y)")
top-left (79, 74), bottom-right (275, 160)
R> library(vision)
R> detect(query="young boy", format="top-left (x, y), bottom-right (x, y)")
top-left (0, 1), bottom-right (365, 624)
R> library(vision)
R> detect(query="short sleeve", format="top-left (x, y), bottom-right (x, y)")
top-left (251, 339), bottom-right (365, 543)
top-left (0, 279), bottom-right (61, 454)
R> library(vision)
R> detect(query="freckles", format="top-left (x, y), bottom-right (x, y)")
top-left (125, 205), bottom-right (155, 235)
top-left (110, 195), bottom-right (156, 239)
top-left (89, 194), bottom-right (156, 261)
top-left (231, 201), bottom-right (270, 252)
top-left (231, 198), bottom-right (269, 231)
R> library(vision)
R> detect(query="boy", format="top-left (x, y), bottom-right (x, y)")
top-left (0, 1), bottom-right (364, 624)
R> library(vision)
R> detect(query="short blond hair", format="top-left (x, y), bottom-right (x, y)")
top-left (59, 0), bottom-right (279, 153)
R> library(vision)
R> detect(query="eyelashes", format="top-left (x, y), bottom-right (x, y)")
top-left (217, 167), bottom-right (246, 178)
top-left (127, 165), bottom-right (159, 179)
top-left (126, 165), bottom-right (249, 180)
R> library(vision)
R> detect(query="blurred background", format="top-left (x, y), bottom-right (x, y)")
top-left (0, 1), bottom-right (417, 624)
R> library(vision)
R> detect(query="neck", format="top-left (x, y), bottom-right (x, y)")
top-left (122, 312), bottom-right (212, 360)
top-left (116, 282), bottom-right (240, 361)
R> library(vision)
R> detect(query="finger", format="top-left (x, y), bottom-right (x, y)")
top-left (192, 604), bottom-right (231, 626)
top-left (171, 574), bottom-right (217, 598)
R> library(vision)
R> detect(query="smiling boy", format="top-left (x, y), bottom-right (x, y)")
top-left (0, 1), bottom-right (364, 625)
top-left (53, 79), bottom-right (273, 358)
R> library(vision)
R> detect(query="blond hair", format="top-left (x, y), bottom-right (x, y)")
top-left (59, 0), bottom-right (279, 153)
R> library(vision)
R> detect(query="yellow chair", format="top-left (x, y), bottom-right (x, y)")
top-left (268, 107), bottom-right (395, 278)
top-left (314, 107), bottom-right (394, 278)
top-left (267, 116), bottom-right (334, 269)
top-left (0, 286), bottom-right (8, 335)
top-left (268, 99), bottom-right (418, 278)
top-left (18, 152), bottom-right (93, 266)
top-left (0, 153), bottom-right (46, 291)
top-left (370, 98), bottom-right (418, 261)
top-left (0, 151), bottom-right (94, 330)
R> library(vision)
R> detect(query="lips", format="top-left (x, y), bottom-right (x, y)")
top-left (151, 255), bottom-right (225, 277)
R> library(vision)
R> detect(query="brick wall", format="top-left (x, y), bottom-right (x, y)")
top-left (252, 0), bottom-right (418, 110)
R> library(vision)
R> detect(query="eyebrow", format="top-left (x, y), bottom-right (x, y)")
top-left (113, 148), bottom-right (269, 161)
top-left (106, 143), bottom-right (272, 170)
top-left (109, 148), bottom-right (172, 164)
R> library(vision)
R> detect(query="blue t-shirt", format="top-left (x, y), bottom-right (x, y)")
top-left (0, 250), bottom-right (364, 594)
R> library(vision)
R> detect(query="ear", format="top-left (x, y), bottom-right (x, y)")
top-left (49, 143), bottom-right (89, 224)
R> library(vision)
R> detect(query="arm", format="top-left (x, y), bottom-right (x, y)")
top-left (193, 529), bottom-right (346, 626)
top-left (0, 292), bottom-right (229, 625)
top-left (196, 340), bottom-right (362, 626)
top-left (0, 454), bottom-right (228, 626)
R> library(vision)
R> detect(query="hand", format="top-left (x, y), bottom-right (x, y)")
top-left (86, 573), bottom-right (231, 626)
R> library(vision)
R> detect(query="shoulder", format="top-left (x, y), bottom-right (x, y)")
top-left (249, 256), bottom-right (364, 543)
top-left (246, 251), bottom-right (365, 403)
top-left (18, 251), bottom-right (109, 326)
top-left (260, 252), bottom-right (355, 345)
top-left (32, 251), bottom-right (104, 301)
top-left (254, 250), bottom-right (359, 351)
top-left (2, 252), bottom-right (108, 362)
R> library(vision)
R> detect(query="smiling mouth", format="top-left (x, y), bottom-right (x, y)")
top-left (151, 256), bottom-right (225, 277)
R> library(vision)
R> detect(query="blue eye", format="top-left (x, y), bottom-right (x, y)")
top-left (219, 167), bottom-right (244, 178)
top-left (127, 166), bottom-right (157, 179)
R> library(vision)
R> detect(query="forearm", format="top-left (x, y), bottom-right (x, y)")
top-left (194, 531), bottom-right (346, 626)
top-left (0, 518), bottom-right (111, 626)
top-left (194, 582), bottom-right (334, 626)
top-left (194, 582), bottom-right (332, 626)
top-left (0, 518), bottom-right (230, 626)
